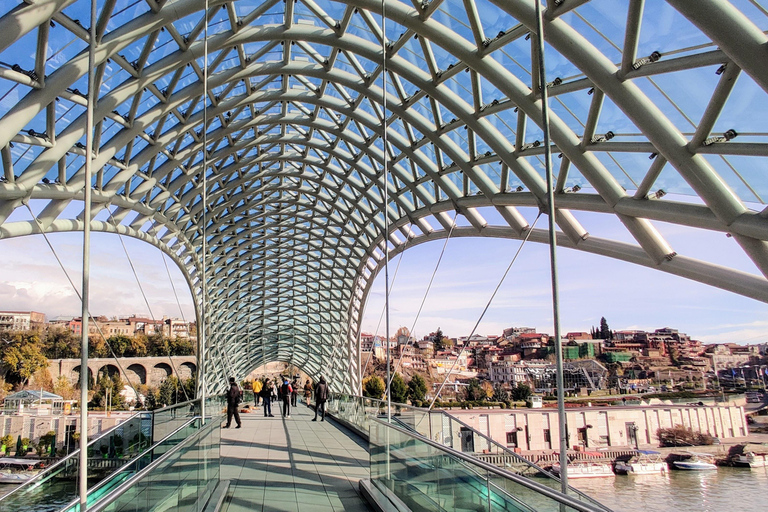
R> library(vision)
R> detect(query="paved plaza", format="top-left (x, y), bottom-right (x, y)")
top-left (220, 401), bottom-right (373, 512)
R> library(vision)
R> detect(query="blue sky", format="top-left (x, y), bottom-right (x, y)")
top-left (1, 212), bottom-right (765, 346)
top-left (362, 235), bottom-right (768, 345)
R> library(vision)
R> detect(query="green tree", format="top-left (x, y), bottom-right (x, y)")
top-left (168, 336), bottom-right (196, 356)
top-left (363, 376), bottom-right (385, 399)
top-left (599, 317), bottom-right (612, 340)
top-left (0, 333), bottom-right (48, 385)
top-left (88, 335), bottom-right (110, 358)
top-left (407, 374), bottom-right (428, 403)
top-left (390, 373), bottom-right (408, 403)
top-left (144, 388), bottom-right (159, 410)
top-left (182, 377), bottom-right (196, 400)
top-left (481, 381), bottom-right (494, 400)
top-left (106, 335), bottom-right (131, 357)
top-left (43, 328), bottom-right (80, 359)
top-left (669, 345), bottom-right (681, 366)
top-left (147, 334), bottom-right (170, 356)
top-left (432, 328), bottom-right (445, 350)
top-left (91, 373), bottom-right (127, 410)
top-left (128, 335), bottom-right (149, 357)
top-left (510, 383), bottom-right (532, 402)
top-left (157, 376), bottom-right (184, 406)
top-left (463, 379), bottom-right (484, 401)
top-left (53, 375), bottom-right (78, 400)
top-left (493, 385), bottom-right (510, 402)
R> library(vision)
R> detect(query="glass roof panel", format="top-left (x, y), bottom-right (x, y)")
top-left (1, 0), bottom-right (768, 393)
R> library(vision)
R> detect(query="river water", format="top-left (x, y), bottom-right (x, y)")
top-left (570, 466), bottom-right (768, 512)
top-left (2, 466), bottom-right (767, 511)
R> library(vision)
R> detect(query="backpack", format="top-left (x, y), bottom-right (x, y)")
top-left (281, 382), bottom-right (292, 397)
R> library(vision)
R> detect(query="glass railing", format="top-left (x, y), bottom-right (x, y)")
top-left (152, 399), bottom-right (202, 442)
top-left (370, 418), bottom-right (607, 512)
top-left (58, 418), bottom-right (201, 512)
top-left (0, 396), bottom-right (226, 512)
top-left (86, 410), bottom-right (223, 512)
top-left (327, 394), bottom-right (610, 510)
top-left (327, 393), bottom-right (546, 474)
top-left (0, 411), bottom-right (152, 512)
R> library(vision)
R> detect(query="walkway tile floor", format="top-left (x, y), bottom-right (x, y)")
top-left (220, 400), bottom-right (373, 512)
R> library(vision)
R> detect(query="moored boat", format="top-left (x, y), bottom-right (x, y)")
top-left (671, 452), bottom-right (717, 471)
top-left (614, 450), bottom-right (668, 475)
top-left (551, 461), bottom-right (615, 479)
top-left (0, 458), bottom-right (44, 484)
top-left (733, 451), bottom-right (768, 468)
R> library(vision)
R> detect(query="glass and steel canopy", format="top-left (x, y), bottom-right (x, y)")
top-left (1, 0), bottom-right (767, 393)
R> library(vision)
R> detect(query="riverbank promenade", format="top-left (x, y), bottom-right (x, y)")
top-left (220, 401), bottom-right (372, 512)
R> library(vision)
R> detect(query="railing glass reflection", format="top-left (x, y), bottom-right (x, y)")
top-left (326, 393), bottom-right (610, 511)
top-left (370, 418), bottom-right (606, 512)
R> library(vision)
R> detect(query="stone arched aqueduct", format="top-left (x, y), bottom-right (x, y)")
top-left (48, 356), bottom-right (197, 388)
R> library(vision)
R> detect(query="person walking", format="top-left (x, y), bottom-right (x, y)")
top-left (223, 377), bottom-right (242, 429)
top-left (303, 379), bottom-right (313, 404)
top-left (270, 379), bottom-right (278, 405)
top-left (252, 379), bottom-right (263, 406)
top-left (281, 377), bottom-right (293, 418)
top-left (312, 376), bottom-right (329, 422)
top-left (261, 378), bottom-right (274, 417)
top-left (291, 377), bottom-right (299, 407)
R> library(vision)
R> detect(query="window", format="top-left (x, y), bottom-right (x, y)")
top-left (506, 431), bottom-right (518, 447)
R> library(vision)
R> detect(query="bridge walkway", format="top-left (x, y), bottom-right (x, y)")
top-left (220, 400), bottom-right (372, 512)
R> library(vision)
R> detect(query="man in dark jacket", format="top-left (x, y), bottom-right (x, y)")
top-left (224, 377), bottom-right (242, 428)
top-left (312, 376), bottom-right (329, 422)
top-left (281, 377), bottom-right (293, 418)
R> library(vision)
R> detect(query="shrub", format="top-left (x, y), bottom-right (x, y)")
top-left (656, 425), bottom-right (714, 447)
top-left (1, 434), bottom-right (13, 448)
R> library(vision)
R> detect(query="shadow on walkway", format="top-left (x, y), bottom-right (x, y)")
top-left (220, 400), bottom-right (372, 512)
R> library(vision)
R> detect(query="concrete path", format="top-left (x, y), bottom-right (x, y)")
top-left (220, 400), bottom-right (373, 512)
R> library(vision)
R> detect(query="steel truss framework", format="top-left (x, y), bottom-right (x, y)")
top-left (1, 0), bottom-right (767, 394)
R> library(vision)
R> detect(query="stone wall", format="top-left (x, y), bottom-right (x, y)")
top-left (48, 356), bottom-right (197, 387)
top-left (447, 404), bottom-right (748, 452)
top-left (0, 413), bottom-right (128, 450)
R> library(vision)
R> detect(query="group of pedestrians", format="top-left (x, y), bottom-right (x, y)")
top-left (223, 374), bottom-right (330, 423)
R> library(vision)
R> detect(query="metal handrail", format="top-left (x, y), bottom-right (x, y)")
top-left (371, 417), bottom-right (611, 512)
top-left (151, 397), bottom-right (201, 415)
top-left (334, 394), bottom-right (606, 508)
top-left (0, 410), bottom-right (146, 501)
top-left (88, 414), bottom-right (221, 512)
top-left (342, 395), bottom-right (553, 473)
top-left (58, 414), bottom-right (206, 512)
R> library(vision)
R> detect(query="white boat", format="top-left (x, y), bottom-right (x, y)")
top-left (672, 452), bottom-right (717, 470)
top-left (614, 450), bottom-right (668, 475)
top-left (0, 457), bottom-right (44, 484)
top-left (551, 461), bottom-right (615, 479)
top-left (734, 451), bottom-right (768, 468)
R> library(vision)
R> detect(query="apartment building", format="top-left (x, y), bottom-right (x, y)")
top-left (0, 310), bottom-right (46, 331)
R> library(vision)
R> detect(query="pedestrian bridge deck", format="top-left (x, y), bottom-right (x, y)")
top-left (220, 400), bottom-right (372, 512)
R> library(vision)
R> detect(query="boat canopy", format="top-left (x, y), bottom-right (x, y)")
top-left (0, 458), bottom-right (43, 465)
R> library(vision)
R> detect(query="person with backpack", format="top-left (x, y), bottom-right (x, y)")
top-left (224, 377), bottom-right (242, 428)
top-left (312, 376), bottom-right (329, 422)
top-left (281, 377), bottom-right (293, 418)
top-left (261, 378), bottom-right (274, 417)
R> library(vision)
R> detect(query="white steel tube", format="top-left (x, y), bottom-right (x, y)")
top-left (79, 0), bottom-right (97, 509)
top-left (534, 0), bottom-right (569, 494)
